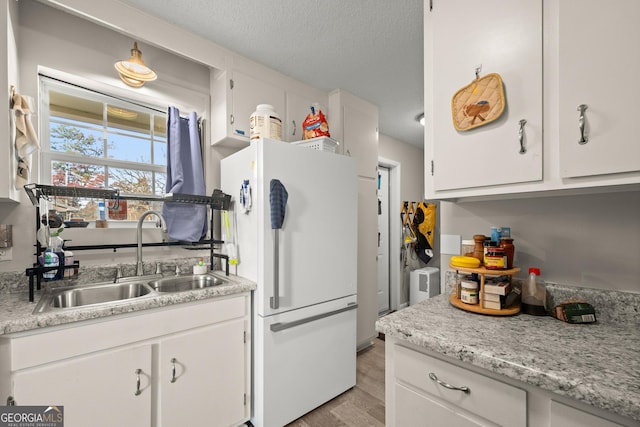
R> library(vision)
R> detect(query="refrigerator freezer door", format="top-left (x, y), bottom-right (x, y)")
top-left (222, 139), bottom-right (358, 317)
top-left (252, 294), bottom-right (357, 427)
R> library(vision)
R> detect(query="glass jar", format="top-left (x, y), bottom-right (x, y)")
top-left (460, 279), bottom-right (479, 304)
top-left (499, 237), bottom-right (515, 269)
top-left (485, 247), bottom-right (506, 270)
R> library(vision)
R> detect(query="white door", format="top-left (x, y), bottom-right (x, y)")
top-left (253, 295), bottom-right (357, 427)
top-left (159, 320), bottom-right (247, 427)
top-left (257, 140), bottom-right (358, 316)
top-left (377, 167), bottom-right (390, 314)
top-left (558, 0), bottom-right (640, 178)
top-left (428, 0), bottom-right (543, 191)
top-left (12, 345), bottom-right (152, 427)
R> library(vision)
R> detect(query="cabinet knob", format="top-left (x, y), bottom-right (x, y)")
top-left (577, 104), bottom-right (589, 145)
top-left (428, 372), bottom-right (470, 394)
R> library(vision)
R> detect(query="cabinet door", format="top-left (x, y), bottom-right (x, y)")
top-left (159, 319), bottom-right (247, 427)
top-left (343, 104), bottom-right (378, 178)
top-left (558, 0), bottom-right (640, 178)
top-left (427, 0), bottom-right (542, 191)
top-left (550, 400), bottom-right (624, 427)
top-left (395, 384), bottom-right (485, 427)
top-left (284, 91), bottom-right (314, 142)
top-left (231, 70), bottom-right (285, 142)
top-left (12, 345), bottom-right (152, 427)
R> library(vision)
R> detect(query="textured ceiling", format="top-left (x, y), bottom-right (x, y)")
top-left (117, 0), bottom-right (425, 147)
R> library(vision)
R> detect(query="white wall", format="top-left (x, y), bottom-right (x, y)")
top-left (378, 134), bottom-right (423, 201)
top-left (440, 190), bottom-right (640, 293)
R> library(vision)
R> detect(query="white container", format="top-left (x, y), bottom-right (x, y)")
top-left (250, 104), bottom-right (282, 141)
top-left (460, 280), bottom-right (479, 304)
top-left (410, 267), bottom-right (440, 305)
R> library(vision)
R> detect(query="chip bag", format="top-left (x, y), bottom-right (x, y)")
top-left (302, 104), bottom-right (330, 140)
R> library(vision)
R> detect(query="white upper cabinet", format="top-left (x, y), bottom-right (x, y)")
top-left (211, 69), bottom-right (285, 147)
top-left (558, 0), bottom-right (640, 178)
top-left (0, 1), bottom-right (21, 203)
top-left (424, 0), bottom-right (640, 200)
top-left (328, 89), bottom-right (379, 179)
top-left (426, 0), bottom-right (543, 192)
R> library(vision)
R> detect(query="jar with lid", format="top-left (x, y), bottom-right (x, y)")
top-left (483, 240), bottom-right (498, 265)
top-left (250, 104), bottom-right (282, 141)
top-left (485, 247), bottom-right (507, 270)
top-left (461, 239), bottom-right (475, 257)
top-left (499, 237), bottom-right (515, 269)
top-left (460, 279), bottom-right (479, 304)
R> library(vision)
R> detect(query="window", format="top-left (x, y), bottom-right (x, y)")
top-left (40, 76), bottom-right (167, 221)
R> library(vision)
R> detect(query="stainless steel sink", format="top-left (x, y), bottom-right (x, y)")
top-left (148, 274), bottom-right (226, 293)
top-left (34, 281), bottom-right (156, 313)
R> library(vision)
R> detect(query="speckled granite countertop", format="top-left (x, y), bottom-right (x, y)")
top-left (0, 271), bottom-right (256, 335)
top-left (376, 282), bottom-right (640, 422)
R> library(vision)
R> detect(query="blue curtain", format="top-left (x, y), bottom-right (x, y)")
top-left (162, 106), bottom-right (208, 242)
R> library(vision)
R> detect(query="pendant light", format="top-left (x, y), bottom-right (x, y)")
top-left (114, 42), bottom-right (157, 88)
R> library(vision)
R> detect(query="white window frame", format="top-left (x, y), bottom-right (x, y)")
top-left (39, 75), bottom-right (167, 195)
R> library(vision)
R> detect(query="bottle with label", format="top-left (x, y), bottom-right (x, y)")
top-left (522, 267), bottom-right (547, 316)
top-left (250, 104), bottom-right (282, 141)
top-left (43, 230), bottom-right (64, 280)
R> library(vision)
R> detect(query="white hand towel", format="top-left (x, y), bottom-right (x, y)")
top-left (12, 93), bottom-right (40, 188)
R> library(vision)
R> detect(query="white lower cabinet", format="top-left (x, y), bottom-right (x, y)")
top-left (549, 401), bottom-right (625, 427)
top-left (386, 338), bottom-right (635, 427)
top-left (2, 293), bottom-right (251, 427)
top-left (12, 344), bottom-right (152, 426)
top-left (390, 343), bottom-right (526, 427)
top-left (159, 319), bottom-right (247, 427)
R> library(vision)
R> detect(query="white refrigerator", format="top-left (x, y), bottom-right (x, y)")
top-left (221, 138), bottom-right (358, 427)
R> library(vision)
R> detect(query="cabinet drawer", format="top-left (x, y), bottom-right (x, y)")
top-left (395, 344), bottom-right (526, 427)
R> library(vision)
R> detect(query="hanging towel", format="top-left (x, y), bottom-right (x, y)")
top-left (11, 92), bottom-right (39, 189)
top-left (162, 106), bottom-right (208, 242)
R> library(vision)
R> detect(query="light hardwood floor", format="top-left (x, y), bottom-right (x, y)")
top-left (285, 336), bottom-right (386, 427)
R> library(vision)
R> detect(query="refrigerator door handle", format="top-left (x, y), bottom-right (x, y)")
top-left (270, 303), bottom-right (358, 332)
top-left (270, 231), bottom-right (280, 309)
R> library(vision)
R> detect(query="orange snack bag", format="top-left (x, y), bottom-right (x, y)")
top-left (302, 104), bottom-right (330, 139)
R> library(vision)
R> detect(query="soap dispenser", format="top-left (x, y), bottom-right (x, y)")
top-left (521, 267), bottom-right (547, 316)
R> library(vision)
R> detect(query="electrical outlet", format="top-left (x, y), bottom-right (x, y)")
top-left (0, 247), bottom-right (13, 261)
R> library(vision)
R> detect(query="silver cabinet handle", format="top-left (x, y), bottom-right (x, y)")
top-left (518, 119), bottom-right (527, 154)
top-left (578, 104), bottom-right (589, 144)
top-left (429, 372), bottom-right (470, 394)
top-left (292, 120), bottom-right (296, 136)
top-left (134, 368), bottom-right (142, 396)
top-left (170, 358), bottom-right (178, 383)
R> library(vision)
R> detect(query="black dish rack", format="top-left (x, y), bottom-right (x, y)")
top-left (24, 184), bottom-right (232, 302)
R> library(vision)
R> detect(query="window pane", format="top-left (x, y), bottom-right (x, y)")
top-left (51, 161), bottom-right (105, 188)
top-left (50, 122), bottom-right (104, 157)
top-left (107, 105), bottom-right (150, 135)
top-left (154, 113), bottom-right (167, 137)
top-left (108, 167), bottom-right (153, 195)
top-left (107, 132), bottom-right (151, 163)
top-left (154, 172), bottom-right (166, 195)
top-left (49, 91), bottom-right (102, 124)
top-left (153, 138), bottom-right (167, 166)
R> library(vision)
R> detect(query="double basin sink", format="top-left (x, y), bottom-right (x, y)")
top-left (33, 273), bottom-right (227, 313)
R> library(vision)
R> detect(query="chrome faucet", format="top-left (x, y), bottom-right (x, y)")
top-left (136, 210), bottom-right (166, 276)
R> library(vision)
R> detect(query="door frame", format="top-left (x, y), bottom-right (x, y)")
top-left (378, 157), bottom-right (402, 312)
